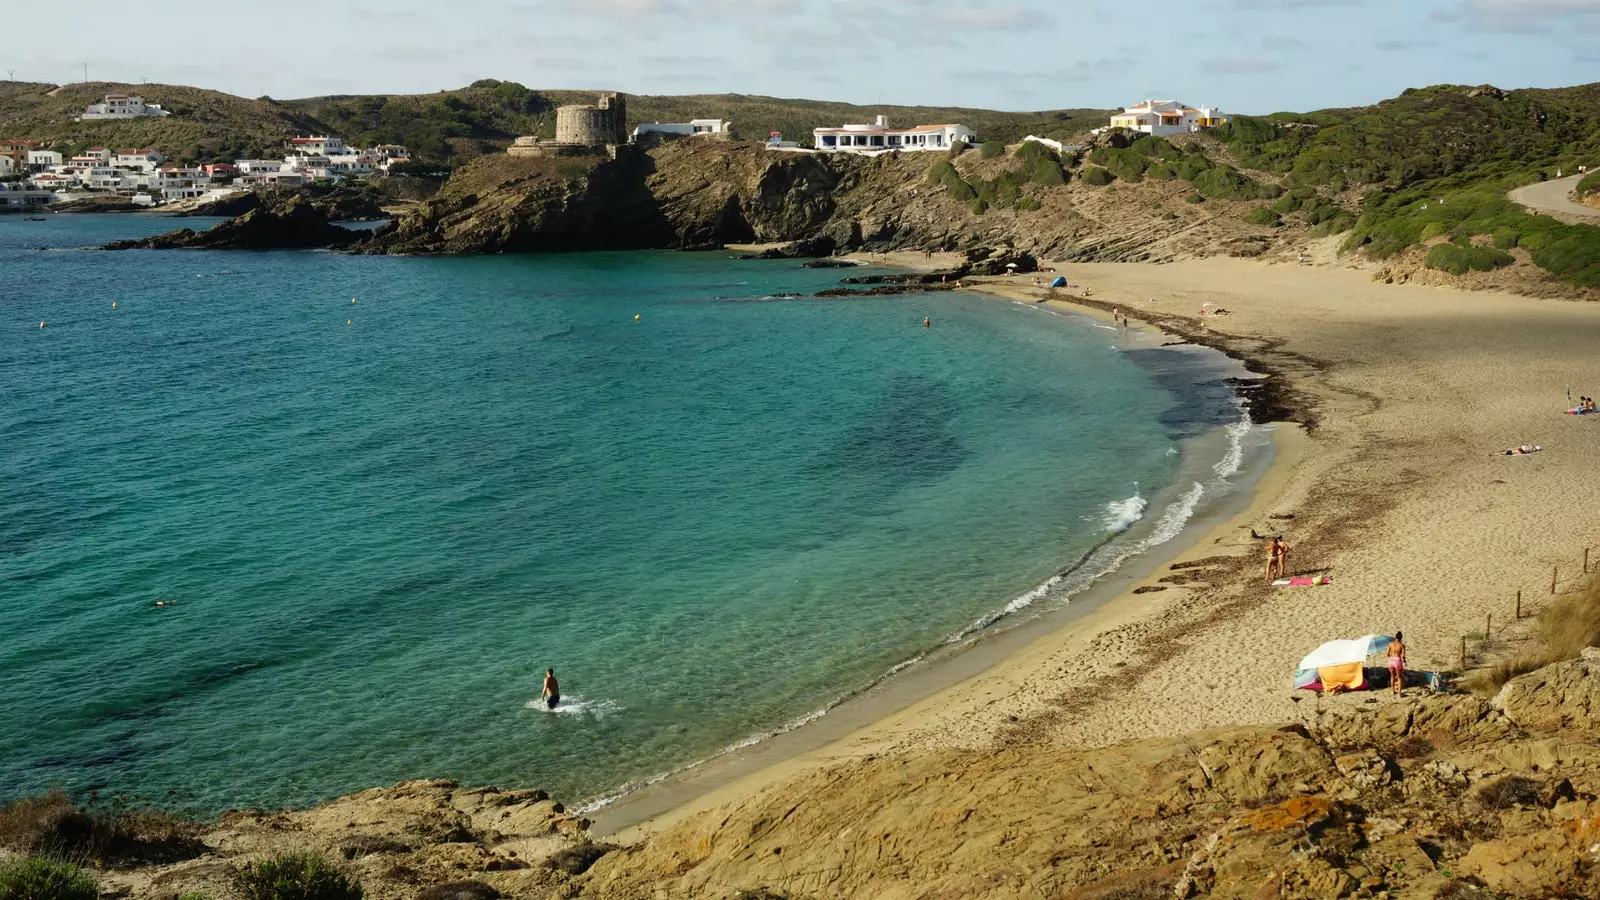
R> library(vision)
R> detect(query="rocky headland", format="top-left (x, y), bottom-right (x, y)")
top-left (101, 194), bottom-right (368, 251)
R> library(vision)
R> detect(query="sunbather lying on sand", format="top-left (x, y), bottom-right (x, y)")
top-left (1500, 445), bottom-right (1543, 456)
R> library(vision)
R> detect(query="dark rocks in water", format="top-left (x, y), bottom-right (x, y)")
top-left (101, 196), bottom-right (364, 251)
top-left (839, 268), bottom-right (967, 285)
top-left (51, 195), bottom-right (147, 213)
top-left (800, 258), bottom-right (861, 268)
top-left (815, 283), bottom-right (958, 298)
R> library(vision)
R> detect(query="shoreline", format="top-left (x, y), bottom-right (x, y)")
top-left (597, 252), bottom-right (1600, 844)
top-left (589, 283), bottom-right (1296, 838)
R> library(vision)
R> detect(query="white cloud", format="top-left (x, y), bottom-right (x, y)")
top-left (1433, 0), bottom-right (1600, 31)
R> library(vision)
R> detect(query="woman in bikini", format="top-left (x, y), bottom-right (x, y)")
top-left (1387, 632), bottom-right (1406, 696)
top-left (1265, 536), bottom-right (1287, 580)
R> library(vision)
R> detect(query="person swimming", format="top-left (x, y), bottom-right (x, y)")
top-left (542, 668), bottom-right (560, 709)
top-left (923, 317), bottom-right (931, 328)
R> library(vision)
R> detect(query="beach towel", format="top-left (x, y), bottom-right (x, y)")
top-left (1273, 575), bottom-right (1331, 587)
top-left (1316, 662), bottom-right (1365, 692)
top-left (1566, 409), bottom-right (1594, 415)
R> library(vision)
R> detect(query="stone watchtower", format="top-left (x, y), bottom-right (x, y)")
top-left (554, 92), bottom-right (628, 147)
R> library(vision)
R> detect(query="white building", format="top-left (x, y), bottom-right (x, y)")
top-left (812, 116), bottom-right (976, 155)
top-left (1107, 100), bottom-right (1228, 136)
top-left (113, 148), bottom-right (166, 172)
top-left (632, 119), bottom-right (734, 140)
top-left (27, 150), bottom-right (63, 170)
top-left (150, 167), bottom-right (211, 199)
top-left (238, 171), bottom-right (307, 187)
top-left (0, 182), bottom-right (56, 209)
top-left (29, 173), bottom-right (74, 191)
top-left (287, 136), bottom-right (347, 156)
top-left (83, 167), bottom-right (128, 189)
top-left (80, 95), bottom-right (170, 120)
top-left (235, 159), bottom-right (288, 174)
top-left (0, 156), bottom-right (13, 175)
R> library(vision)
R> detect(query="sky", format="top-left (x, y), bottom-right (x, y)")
top-left (4, 0), bottom-right (1598, 113)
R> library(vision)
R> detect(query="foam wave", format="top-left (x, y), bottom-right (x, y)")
top-left (1137, 481), bottom-right (1205, 551)
top-left (1212, 403), bottom-right (1252, 478)
top-left (1101, 493), bottom-right (1148, 533)
top-left (525, 696), bottom-right (622, 718)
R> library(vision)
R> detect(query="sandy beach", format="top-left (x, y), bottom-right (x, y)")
top-left (606, 244), bottom-right (1600, 840)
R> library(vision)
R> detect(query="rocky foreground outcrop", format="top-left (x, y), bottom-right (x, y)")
top-left (102, 195), bottom-right (366, 250)
top-left (583, 650), bottom-right (1600, 899)
top-left (26, 649), bottom-right (1600, 899)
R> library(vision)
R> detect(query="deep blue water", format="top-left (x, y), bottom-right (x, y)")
top-left (0, 214), bottom-right (1241, 811)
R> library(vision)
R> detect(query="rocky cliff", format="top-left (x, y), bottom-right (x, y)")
top-left (16, 651), bottom-right (1600, 899)
top-left (357, 139), bottom-right (1288, 262)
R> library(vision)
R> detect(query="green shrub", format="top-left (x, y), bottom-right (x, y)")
top-left (979, 141), bottom-right (1006, 159)
top-left (1419, 221), bottom-right (1449, 240)
top-left (1081, 166), bottom-right (1114, 186)
top-left (233, 853), bottom-right (362, 900)
top-left (947, 141), bottom-right (970, 157)
top-left (929, 160), bottom-right (976, 202)
top-left (1059, 151), bottom-right (1081, 168)
top-left (1175, 154), bottom-right (1214, 180)
top-left (1190, 165), bottom-right (1280, 200)
top-left (1185, 192), bottom-right (1205, 204)
top-left (1013, 140), bottom-right (1056, 161)
top-left (1015, 197), bottom-right (1042, 212)
top-left (1576, 171), bottom-right (1600, 197)
top-left (0, 857), bottom-right (98, 900)
top-left (1425, 242), bottom-right (1514, 275)
top-left (1023, 155), bottom-right (1065, 186)
top-left (968, 197), bottom-right (988, 215)
top-left (1309, 213), bottom-right (1356, 237)
top-left (1244, 207), bottom-right (1283, 227)
top-left (1272, 194), bottom-right (1302, 214)
top-left (1146, 163), bottom-right (1178, 181)
top-left (1492, 227), bottom-right (1520, 250)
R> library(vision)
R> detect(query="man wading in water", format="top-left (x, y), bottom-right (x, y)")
top-left (542, 668), bottom-right (560, 710)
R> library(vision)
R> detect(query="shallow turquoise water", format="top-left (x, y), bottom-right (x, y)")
top-left (0, 215), bottom-right (1238, 811)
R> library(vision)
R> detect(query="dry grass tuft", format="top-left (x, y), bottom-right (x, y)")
top-left (0, 790), bottom-right (204, 867)
top-left (1466, 574), bottom-right (1600, 695)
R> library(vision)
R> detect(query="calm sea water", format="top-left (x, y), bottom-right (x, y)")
top-left (0, 215), bottom-right (1246, 812)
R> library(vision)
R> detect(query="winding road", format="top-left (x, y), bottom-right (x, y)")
top-left (1508, 174), bottom-right (1600, 220)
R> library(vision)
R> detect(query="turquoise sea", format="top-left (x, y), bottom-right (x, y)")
top-left (0, 215), bottom-right (1254, 813)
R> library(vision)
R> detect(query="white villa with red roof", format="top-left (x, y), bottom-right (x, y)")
top-left (812, 116), bottom-right (977, 155)
top-left (1108, 100), bottom-right (1228, 136)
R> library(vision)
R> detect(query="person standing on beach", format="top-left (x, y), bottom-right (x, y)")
top-left (1266, 535), bottom-right (1289, 580)
top-left (1387, 633), bottom-right (1407, 695)
top-left (542, 668), bottom-right (560, 710)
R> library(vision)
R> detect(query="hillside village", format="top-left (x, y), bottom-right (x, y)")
top-left (0, 91), bottom-right (1215, 210)
top-left (1, 80), bottom-right (1596, 292)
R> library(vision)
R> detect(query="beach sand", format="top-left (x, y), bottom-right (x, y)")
top-left (609, 248), bottom-right (1600, 840)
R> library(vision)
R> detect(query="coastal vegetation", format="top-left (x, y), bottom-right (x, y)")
top-left (233, 852), bottom-right (362, 900)
top-left (0, 857), bottom-right (98, 900)
top-left (1467, 575), bottom-right (1600, 694)
top-left (0, 791), bottom-right (203, 867)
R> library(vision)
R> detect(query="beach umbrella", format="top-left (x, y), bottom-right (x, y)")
top-left (1005, 262), bottom-right (1018, 269)
top-left (1293, 634), bottom-right (1393, 692)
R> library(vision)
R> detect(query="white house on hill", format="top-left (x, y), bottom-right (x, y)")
top-left (1107, 101), bottom-right (1227, 136)
top-left (632, 119), bottom-right (734, 140)
top-left (288, 136), bottom-right (348, 156)
top-left (79, 95), bottom-right (171, 120)
top-left (813, 116), bottom-right (976, 155)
